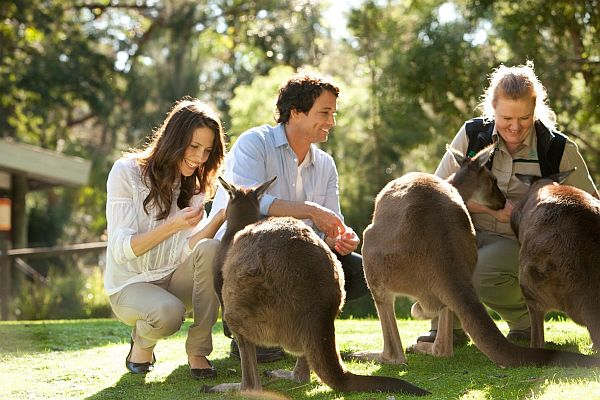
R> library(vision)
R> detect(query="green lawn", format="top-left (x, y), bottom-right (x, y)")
top-left (1, 318), bottom-right (599, 400)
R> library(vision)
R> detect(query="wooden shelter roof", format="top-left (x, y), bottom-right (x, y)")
top-left (0, 139), bottom-right (91, 190)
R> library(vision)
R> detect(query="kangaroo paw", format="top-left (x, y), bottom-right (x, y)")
top-left (204, 382), bottom-right (241, 392)
top-left (349, 350), bottom-right (407, 365)
top-left (407, 342), bottom-right (452, 357)
top-left (264, 369), bottom-right (308, 383)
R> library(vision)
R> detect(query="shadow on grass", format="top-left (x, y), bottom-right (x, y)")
top-left (84, 352), bottom-right (329, 400)
top-left (341, 339), bottom-right (600, 399)
top-left (0, 319), bottom-right (224, 354)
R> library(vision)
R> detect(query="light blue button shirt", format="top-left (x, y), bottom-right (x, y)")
top-left (209, 123), bottom-right (343, 239)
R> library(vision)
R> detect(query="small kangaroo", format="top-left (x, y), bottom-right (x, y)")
top-left (511, 171), bottom-right (600, 352)
top-left (208, 177), bottom-right (429, 396)
top-left (353, 145), bottom-right (600, 368)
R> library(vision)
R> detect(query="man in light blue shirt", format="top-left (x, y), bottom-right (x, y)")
top-left (209, 74), bottom-right (370, 361)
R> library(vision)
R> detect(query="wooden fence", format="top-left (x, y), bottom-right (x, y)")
top-left (0, 240), bottom-right (107, 320)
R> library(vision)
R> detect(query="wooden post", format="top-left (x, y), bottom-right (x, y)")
top-left (0, 236), bottom-right (10, 320)
top-left (1, 197), bottom-right (12, 320)
top-left (11, 174), bottom-right (27, 249)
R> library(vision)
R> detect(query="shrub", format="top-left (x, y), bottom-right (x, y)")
top-left (12, 265), bottom-right (111, 320)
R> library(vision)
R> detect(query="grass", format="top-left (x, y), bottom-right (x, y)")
top-left (1, 318), bottom-right (599, 400)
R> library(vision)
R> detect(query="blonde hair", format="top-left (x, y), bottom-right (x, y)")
top-left (478, 61), bottom-right (556, 131)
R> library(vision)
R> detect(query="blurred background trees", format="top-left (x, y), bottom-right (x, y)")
top-left (1, 0), bottom-right (598, 318)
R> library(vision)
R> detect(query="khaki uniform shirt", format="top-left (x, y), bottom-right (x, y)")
top-left (435, 121), bottom-right (599, 239)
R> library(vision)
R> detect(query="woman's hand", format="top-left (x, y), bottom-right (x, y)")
top-left (169, 206), bottom-right (204, 232)
top-left (187, 207), bottom-right (226, 248)
top-left (213, 208), bottom-right (226, 226)
top-left (467, 200), bottom-right (514, 223)
top-left (491, 200), bottom-right (514, 223)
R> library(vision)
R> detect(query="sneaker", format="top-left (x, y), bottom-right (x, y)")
top-left (506, 329), bottom-right (531, 344)
top-left (416, 329), bottom-right (469, 346)
top-left (229, 339), bottom-right (285, 363)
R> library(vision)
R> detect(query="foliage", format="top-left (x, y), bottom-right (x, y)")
top-left (11, 265), bottom-right (111, 320)
top-left (228, 65), bottom-right (295, 135)
top-left (343, 0), bottom-right (600, 232)
top-left (464, 0), bottom-right (600, 179)
top-left (3, 0), bottom-right (600, 320)
top-left (1, 318), bottom-right (598, 399)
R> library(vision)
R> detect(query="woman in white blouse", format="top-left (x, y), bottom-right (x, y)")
top-left (105, 98), bottom-right (226, 378)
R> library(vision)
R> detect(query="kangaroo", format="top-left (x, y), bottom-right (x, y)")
top-left (352, 145), bottom-right (600, 367)
top-left (511, 171), bottom-right (600, 352)
top-left (207, 177), bottom-right (429, 396)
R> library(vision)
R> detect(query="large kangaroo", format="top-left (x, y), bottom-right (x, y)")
top-left (208, 177), bottom-right (429, 396)
top-left (511, 171), bottom-right (600, 352)
top-left (353, 145), bottom-right (600, 367)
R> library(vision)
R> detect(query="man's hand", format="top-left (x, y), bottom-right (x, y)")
top-left (332, 227), bottom-right (359, 256)
top-left (307, 202), bottom-right (346, 239)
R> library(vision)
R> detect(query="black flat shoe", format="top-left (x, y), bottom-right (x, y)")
top-left (416, 329), bottom-right (469, 346)
top-left (230, 339), bottom-right (285, 363)
top-left (189, 359), bottom-right (217, 379)
top-left (125, 339), bottom-right (156, 374)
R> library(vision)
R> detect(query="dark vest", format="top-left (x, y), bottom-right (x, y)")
top-left (465, 118), bottom-right (566, 177)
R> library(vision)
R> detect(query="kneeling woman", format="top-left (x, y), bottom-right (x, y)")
top-left (104, 98), bottom-right (226, 379)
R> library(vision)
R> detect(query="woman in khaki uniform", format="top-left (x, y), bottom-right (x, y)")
top-left (105, 98), bottom-right (227, 378)
top-left (418, 61), bottom-right (598, 345)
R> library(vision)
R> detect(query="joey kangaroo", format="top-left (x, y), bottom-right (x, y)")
top-left (353, 145), bottom-right (600, 368)
top-left (208, 177), bottom-right (429, 396)
top-left (511, 171), bottom-right (600, 352)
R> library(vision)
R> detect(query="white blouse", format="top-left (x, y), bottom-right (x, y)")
top-left (104, 157), bottom-right (207, 295)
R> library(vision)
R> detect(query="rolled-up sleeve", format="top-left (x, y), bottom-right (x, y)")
top-left (435, 124), bottom-right (469, 178)
top-left (323, 159), bottom-right (343, 221)
top-left (560, 141), bottom-right (599, 197)
top-left (106, 160), bottom-right (139, 264)
top-left (230, 133), bottom-right (276, 215)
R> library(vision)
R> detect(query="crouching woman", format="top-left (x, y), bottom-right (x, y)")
top-left (104, 98), bottom-right (226, 379)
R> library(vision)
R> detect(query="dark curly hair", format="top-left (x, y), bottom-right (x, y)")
top-left (276, 74), bottom-right (339, 124)
top-left (129, 98), bottom-right (226, 220)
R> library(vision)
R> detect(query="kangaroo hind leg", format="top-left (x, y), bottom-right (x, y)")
top-left (351, 287), bottom-right (407, 364)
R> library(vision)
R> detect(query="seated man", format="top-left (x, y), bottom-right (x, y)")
top-left (209, 73), bottom-right (370, 362)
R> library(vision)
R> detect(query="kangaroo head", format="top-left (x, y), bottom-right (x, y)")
top-left (515, 168), bottom-right (576, 191)
top-left (448, 144), bottom-right (506, 210)
top-left (218, 176), bottom-right (277, 225)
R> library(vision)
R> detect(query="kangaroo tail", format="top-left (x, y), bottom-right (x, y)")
top-left (439, 276), bottom-right (600, 367)
top-left (304, 314), bottom-right (429, 395)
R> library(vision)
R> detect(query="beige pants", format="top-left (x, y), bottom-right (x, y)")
top-left (109, 239), bottom-right (220, 356)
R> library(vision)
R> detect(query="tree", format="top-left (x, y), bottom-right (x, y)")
top-left (465, 0), bottom-right (600, 179)
top-left (344, 0), bottom-right (600, 233)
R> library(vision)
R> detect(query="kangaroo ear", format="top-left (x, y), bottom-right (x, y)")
top-left (218, 176), bottom-right (235, 197)
top-left (255, 176), bottom-right (277, 199)
top-left (549, 168), bottom-right (576, 184)
top-left (473, 144), bottom-right (494, 168)
top-left (447, 144), bottom-right (467, 166)
top-left (515, 173), bottom-right (538, 186)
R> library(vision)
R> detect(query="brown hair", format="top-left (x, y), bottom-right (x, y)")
top-left (130, 97), bottom-right (225, 220)
top-left (275, 74), bottom-right (339, 124)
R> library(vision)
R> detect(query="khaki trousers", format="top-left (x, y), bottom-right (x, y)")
top-left (109, 239), bottom-right (220, 356)
top-left (472, 230), bottom-right (529, 331)
top-left (428, 230), bottom-right (529, 332)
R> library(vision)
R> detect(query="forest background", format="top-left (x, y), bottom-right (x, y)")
top-left (1, 0), bottom-right (598, 319)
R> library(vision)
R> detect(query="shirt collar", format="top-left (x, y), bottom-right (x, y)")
top-left (274, 123), bottom-right (289, 148)
top-left (276, 123), bottom-right (316, 166)
top-left (492, 122), bottom-right (535, 154)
